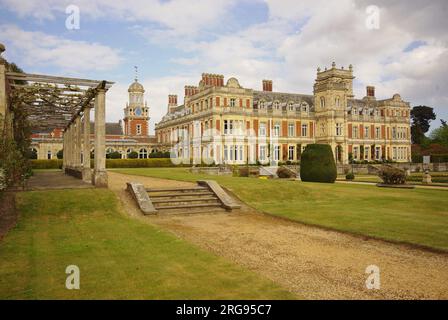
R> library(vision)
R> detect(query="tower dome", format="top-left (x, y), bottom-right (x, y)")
top-left (128, 80), bottom-right (145, 93)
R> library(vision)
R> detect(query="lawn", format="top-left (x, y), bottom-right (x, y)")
top-left (114, 168), bottom-right (448, 251)
top-left (0, 189), bottom-right (294, 299)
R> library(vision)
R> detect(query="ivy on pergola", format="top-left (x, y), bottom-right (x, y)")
top-left (6, 72), bottom-right (114, 131)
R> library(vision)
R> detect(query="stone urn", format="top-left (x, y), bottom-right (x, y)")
top-left (422, 170), bottom-right (432, 185)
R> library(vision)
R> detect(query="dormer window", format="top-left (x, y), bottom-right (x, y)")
top-left (288, 102), bottom-right (294, 111)
top-left (230, 98), bottom-right (236, 107)
top-left (274, 101), bottom-right (280, 110)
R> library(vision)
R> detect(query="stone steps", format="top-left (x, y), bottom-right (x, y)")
top-left (147, 185), bottom-right (225, 214)
top-left (127, 180), bottom-right (241, 215)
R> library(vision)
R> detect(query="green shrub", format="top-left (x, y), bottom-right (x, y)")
top-left (300, 144), bottom-right (337, 183)
top-left (277, 166), bottom-right (295, 179)
top-left (149, 151), bottom-right (171, 158)
top-left (346, 172), bottom-right (355, 180)
top-left (56, 150), bottom-right (63, 159)
top-left (30, 159), bottom-right (63, 169)
top-left (378, 166), bottom-right (406, 185)
top-left (106, 151), bottom-right (122, 159)
top-left (127, 151), bottom-right (139, 159)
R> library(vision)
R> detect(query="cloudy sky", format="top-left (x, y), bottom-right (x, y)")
top-left (1, 0), bottom-right (447, 134)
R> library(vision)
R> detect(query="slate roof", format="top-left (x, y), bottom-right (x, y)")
top-left (253, 91), bottom-right (314, 106)
top-left (89, 122), bottom-right (123, 135)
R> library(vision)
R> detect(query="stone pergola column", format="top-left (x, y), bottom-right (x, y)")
top-left (66, 125), bottom-right (72, 168)
top-left (75, 116), bottom-right (82, 169)
top-left (62, 130), bottom-right (67, 171)
top-left (0, 47), bottom-right (6, 133)
top-left (82, 107), bottom-right (92, 182)
top-left (69, 124), bottom-right (74, 168)
top-left (92, 88), bottom-right (108, 187)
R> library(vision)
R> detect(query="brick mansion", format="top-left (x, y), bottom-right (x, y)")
top-left (155, 63), bottom-right (412, 164)
top-left (31, 63), bottom-right (412, 164)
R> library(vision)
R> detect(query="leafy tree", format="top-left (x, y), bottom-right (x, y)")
top-left (57, 150), bottom-right (63, 159)
top-left (430, 120), bottom-right (448, 148)
top-left (410, 106), bottom-right (436, 144)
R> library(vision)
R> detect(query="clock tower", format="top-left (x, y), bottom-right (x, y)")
top-left (123, 77), bottom-right (149, 136)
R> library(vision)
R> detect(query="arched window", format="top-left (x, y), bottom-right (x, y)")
top-left (335, 96), bottom-right (340, 107)
top-left (47, 150), bottom-right (52, 160)
top-left (139, 148), bottom-right (148, 159)
top-left (288, 102), bottom-right (294, 111)
top-left (106, 147), bottom-right (114, 154)
top-left (320, 97), bottom-right (325, 108)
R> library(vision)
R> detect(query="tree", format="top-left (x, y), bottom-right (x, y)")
top-left (57, 150), bottom-right (63, 159)
top-left (430, 120), bottom-right (448, 148)
top-left (410, 106), bottom-right (436, 144)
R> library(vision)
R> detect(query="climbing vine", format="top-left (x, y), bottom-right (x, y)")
top-left (0, 62), bottom-right (32, 191)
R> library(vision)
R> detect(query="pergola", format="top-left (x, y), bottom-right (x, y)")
top-left (0, 44), bottom-right (114, 187)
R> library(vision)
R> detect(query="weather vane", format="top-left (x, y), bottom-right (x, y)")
top-left (134, 65), bottom-right (138, 82)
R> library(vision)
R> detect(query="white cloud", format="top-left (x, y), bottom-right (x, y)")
top-left (0, 0), bottom-right (237, 37)
top-left (0, 25), bottom-right (123, 73)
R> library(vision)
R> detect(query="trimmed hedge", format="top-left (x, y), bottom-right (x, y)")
top-left (105, 158), bottom-right (177, 168)
top-left (300, 144), bottom-right (337, 183)
top-left (30, 158), bottom-right (180, 169)
top-left (31, 159), bottom-right (63, 169)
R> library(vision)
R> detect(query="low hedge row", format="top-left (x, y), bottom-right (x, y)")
top-left (31, 160), bottom-right (63, 169)
top-left (30, 158), bottom-right (180, 169)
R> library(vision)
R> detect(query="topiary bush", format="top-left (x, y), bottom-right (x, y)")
top-left (300, 144), bottom-right (337, 183)
top-left (378, 166), bottom-right (406, 185)
top-left (277, 166), bottom-right (296, 179)
top-left (346, 172), bottom-right (355, 180)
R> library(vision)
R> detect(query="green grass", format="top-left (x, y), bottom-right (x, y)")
top-left (0, 189), bottom-right (294, 299)
top-left (115, 168), bottom-right (448, 251)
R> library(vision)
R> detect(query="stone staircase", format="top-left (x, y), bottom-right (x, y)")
top-left (127, 180), bottom-right (241, 215)
top-left (146, 186), bottom-right (226, 214)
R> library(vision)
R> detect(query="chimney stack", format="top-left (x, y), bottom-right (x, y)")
top-left (201, 73), bottom-right (224, 87)
top-left (168, 94), bottom-right (178, 106)
top-left (262, 80), bottom-right (273, 92)
top-left (366, 86), bottom-right (375, 97)
top-left (184, 85), bottom-right (199, 97)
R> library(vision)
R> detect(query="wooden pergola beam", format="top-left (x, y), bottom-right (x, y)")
top-left (6, 72), bottom-right (114, 89)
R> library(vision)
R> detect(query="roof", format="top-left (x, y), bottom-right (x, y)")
top-left (253, 91), bottom-right (314, 106)
top-left (128, 80), bottom-right (144, 93)
top-left (89, 122), bottom-right (123, 135)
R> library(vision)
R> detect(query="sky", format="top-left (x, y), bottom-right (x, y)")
top-left (1, 0), bottom-right (447, 134)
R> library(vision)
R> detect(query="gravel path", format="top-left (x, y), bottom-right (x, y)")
top-left (108, 172), bottom-right (448, 300)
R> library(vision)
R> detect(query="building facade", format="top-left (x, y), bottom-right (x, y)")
top-left (31, 79), bottom-right (158, 159)
top-left (155, 63), bottom-right (412, 164)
